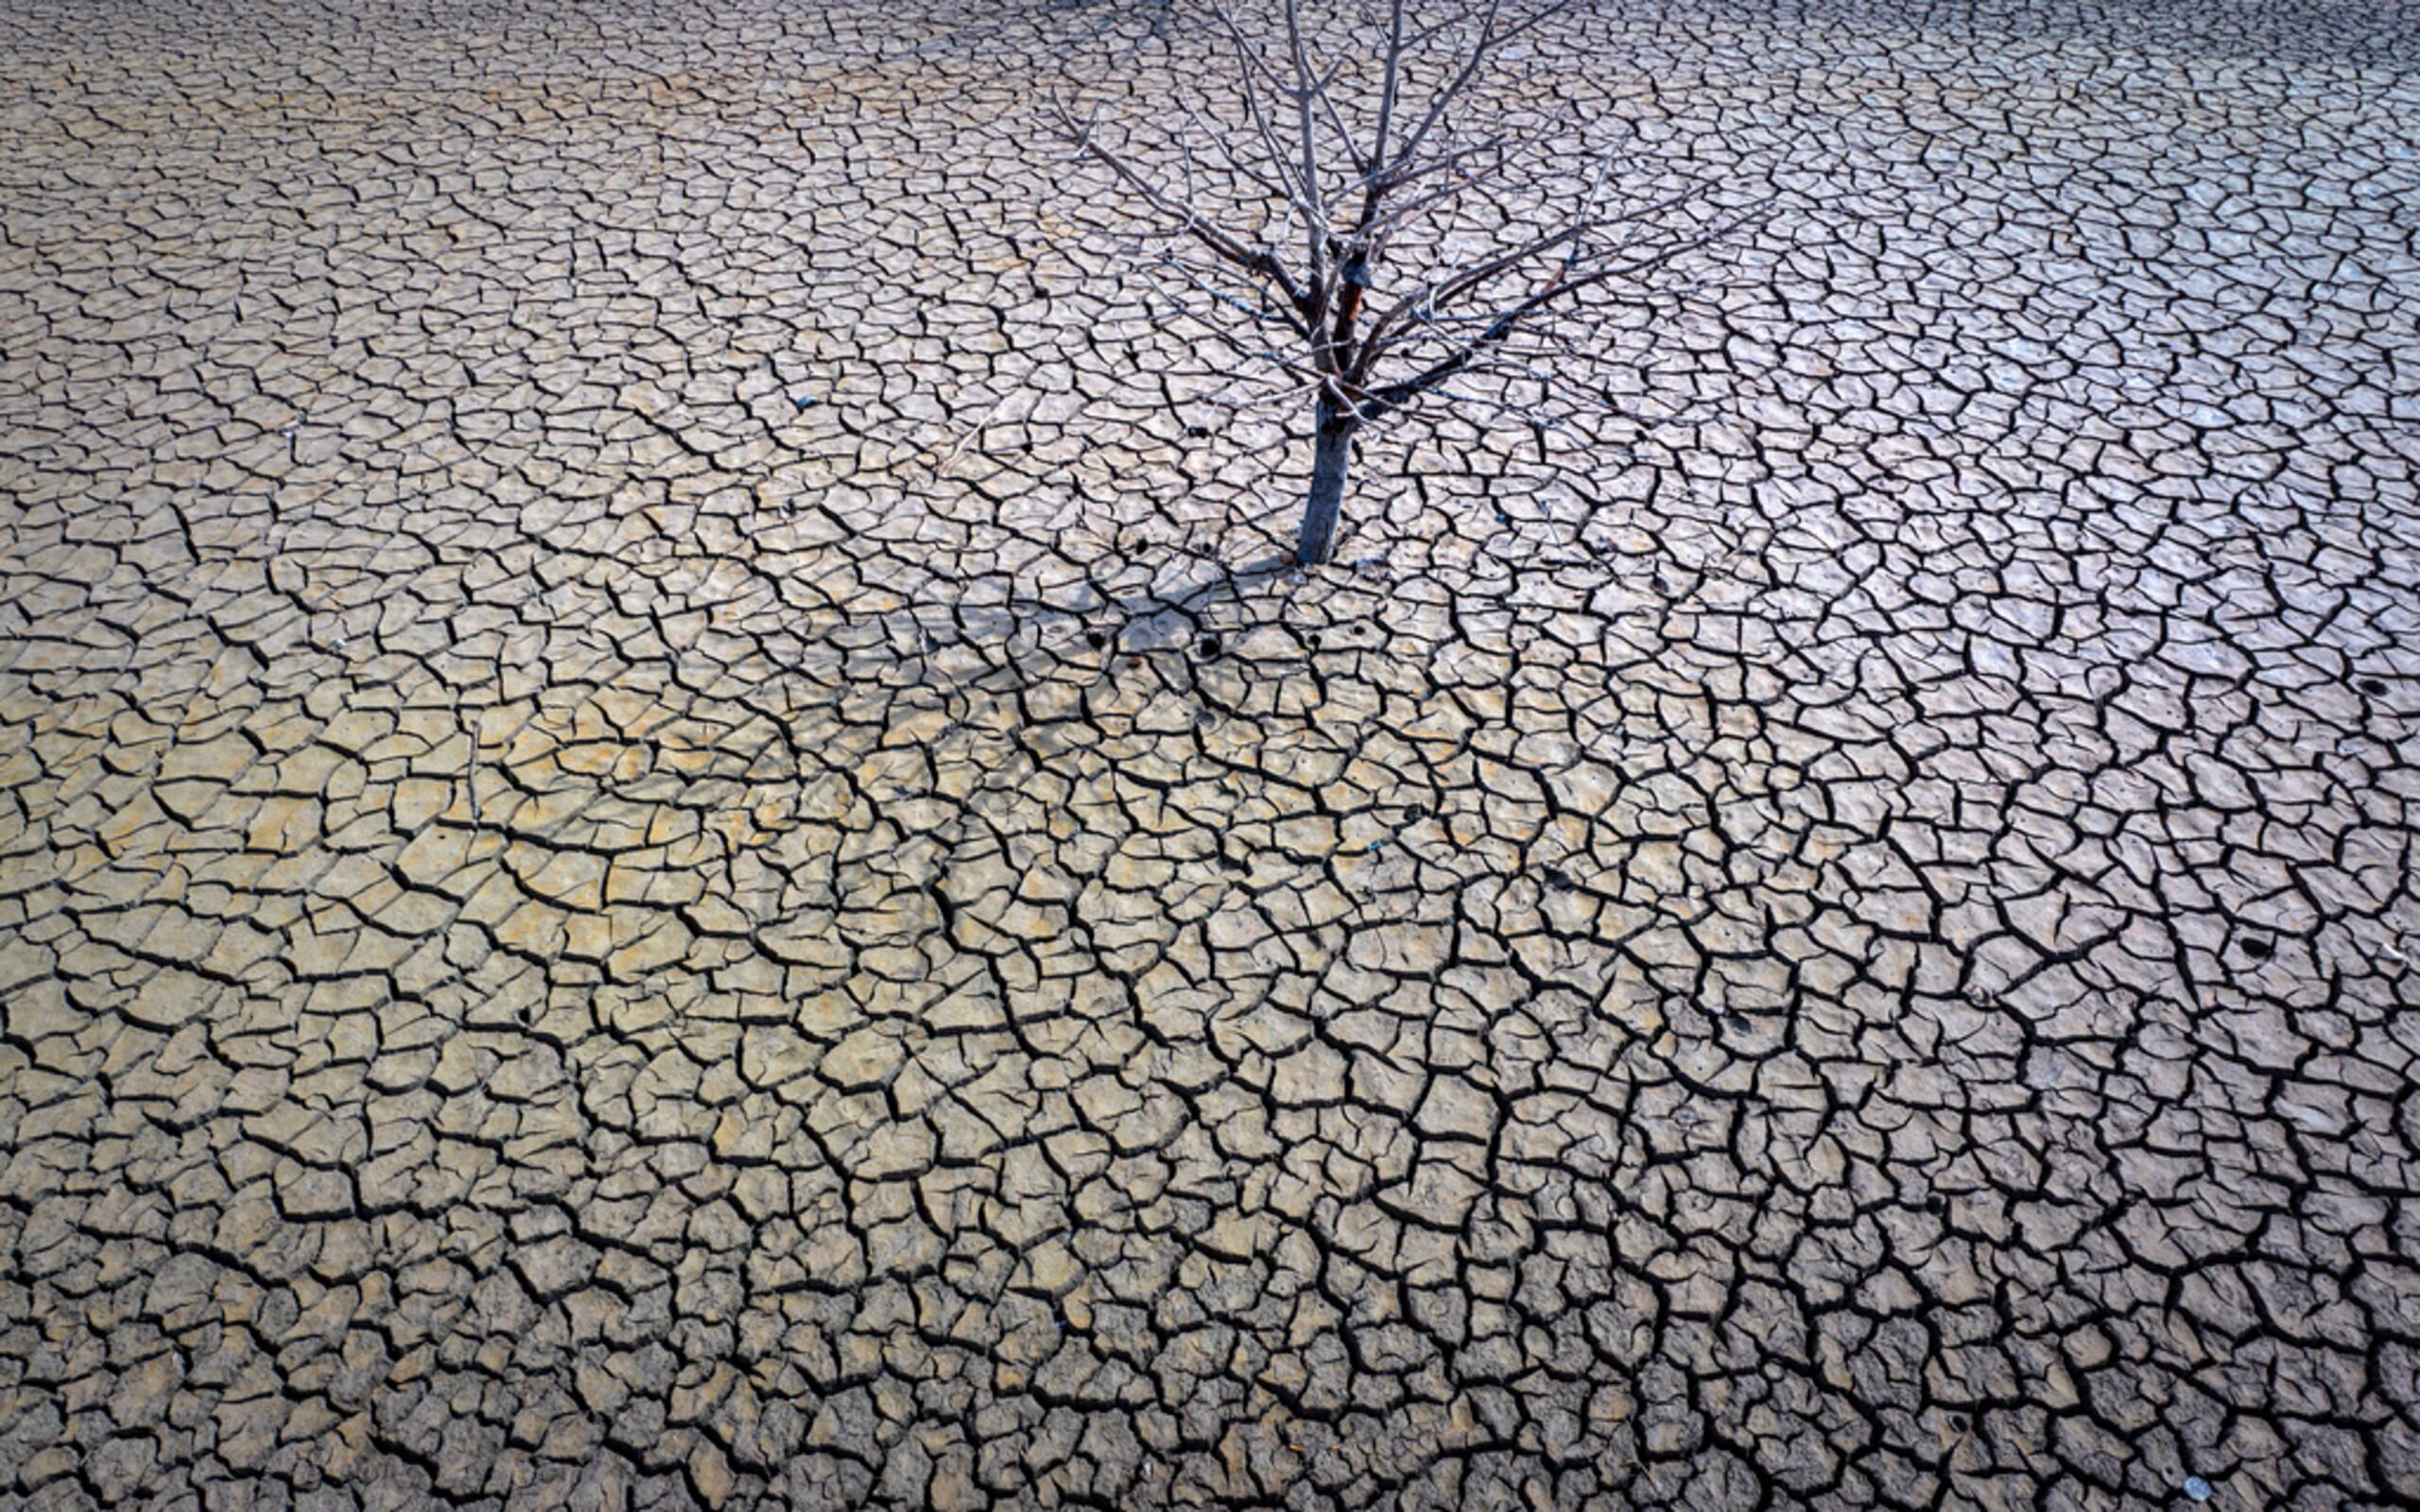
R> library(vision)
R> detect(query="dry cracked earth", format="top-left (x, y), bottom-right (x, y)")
top-left (4, 0), bottom-right (2420, 1508)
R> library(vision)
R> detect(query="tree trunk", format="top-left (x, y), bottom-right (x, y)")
top-left (1295, 401), bottom-right (1355, 566)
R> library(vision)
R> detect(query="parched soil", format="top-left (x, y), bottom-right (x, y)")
top-left (2, 1), bottom-right (2417, 1508)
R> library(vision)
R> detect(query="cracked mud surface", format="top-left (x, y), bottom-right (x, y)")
top-left (4, 0), bottom-right (2419, 1507)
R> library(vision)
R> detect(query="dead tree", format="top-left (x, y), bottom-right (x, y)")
top-left (1055, 0), bottom-right (1722, 566)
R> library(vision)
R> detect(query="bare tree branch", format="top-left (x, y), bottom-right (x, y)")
top-left (1048, 0), bottom-right (1743, 565)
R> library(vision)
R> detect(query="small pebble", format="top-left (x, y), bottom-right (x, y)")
top-left (2183, 1476), bottom-right (2211, 1502)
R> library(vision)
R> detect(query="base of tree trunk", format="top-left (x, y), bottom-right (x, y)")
top-left (1295, 421), bottom-right (1355, 566)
